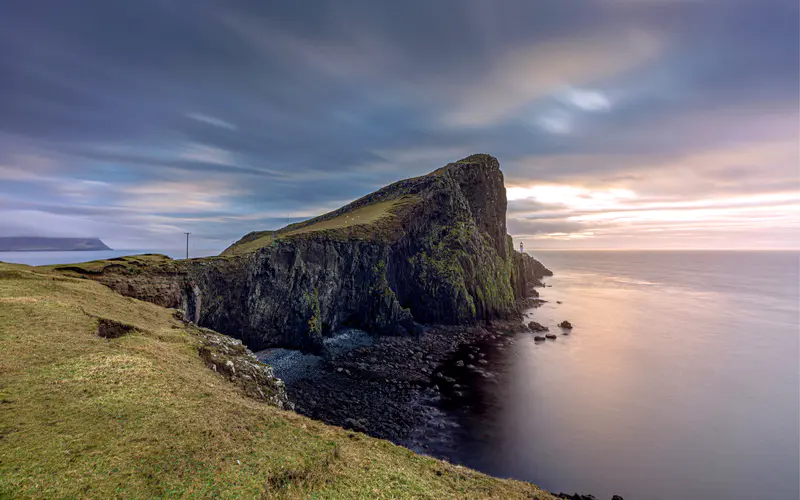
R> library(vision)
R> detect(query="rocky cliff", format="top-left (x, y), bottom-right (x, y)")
top-left (52, 154), bottom-right (551, 352)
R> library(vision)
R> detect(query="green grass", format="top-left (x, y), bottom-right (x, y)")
top-left (0, 263), bottom-right (555, 499)
top-left (223, 197), bottom-right (416, 255)
top-left (41, 253), bottom-right (177, 275)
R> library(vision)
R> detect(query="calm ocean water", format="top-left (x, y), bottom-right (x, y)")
top-left (440, 250), bottom-right (800, 500)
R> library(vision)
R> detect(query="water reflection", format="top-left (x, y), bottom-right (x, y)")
top-left (430, 251), bottom-right (799, 500)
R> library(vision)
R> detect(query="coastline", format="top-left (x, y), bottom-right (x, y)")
top-left (259, 318), bottom-right (530, 445)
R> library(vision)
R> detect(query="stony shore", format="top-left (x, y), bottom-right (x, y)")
top-left (259, 318), bottom-right (528, 445)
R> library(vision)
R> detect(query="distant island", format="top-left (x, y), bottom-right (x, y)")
top-left (0, 237), bottom-right (111, 252)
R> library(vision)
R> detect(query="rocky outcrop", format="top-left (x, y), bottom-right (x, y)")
top-left (529, 321), bottom-right (549, 333)
top-left (56, 154), bottom-right (550, 352)
top-left (191, 324), bottom-right (292, 410)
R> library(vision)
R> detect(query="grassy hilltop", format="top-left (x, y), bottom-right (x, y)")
top-left (0, 262), bottom-right (556, 499)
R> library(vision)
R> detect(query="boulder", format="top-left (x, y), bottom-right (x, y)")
top-left (558, 320), bottom-right (573, 329)
top-left (528, 321), bottom-right (549, 333)
top-left (534, 336), bottom-right (546, 342)
top-left (545, 333), bottom-right (557, 339)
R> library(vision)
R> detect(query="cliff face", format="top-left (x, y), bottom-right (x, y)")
top-left (54, 154), bottom-right (551, 352)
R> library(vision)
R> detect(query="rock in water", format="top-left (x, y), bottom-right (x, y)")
top-left (534, 336), bottom-right (546, 342)
top-left (528, 321), bottom-right (549, 332)
top-left (545, 333), bottom-right (557, 340)
top-left (559, 320), bottom-right (573, 329)
top-left (58, 154), bottom-right (551, 352)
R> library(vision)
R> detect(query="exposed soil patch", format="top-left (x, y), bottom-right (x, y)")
top-left (96, 318), bottom-right (136, 339)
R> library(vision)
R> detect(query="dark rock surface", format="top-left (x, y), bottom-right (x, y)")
top-left (559, 321), bottom-right (574, 329)
top-left (59, 154), bottom-right (551, 353)
top-left (275, 321), bottom-right (523, 443)
top-left (529, 321), bottom-right (549, 332)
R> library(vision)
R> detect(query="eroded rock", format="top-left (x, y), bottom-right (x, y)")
top-left (193, 326), bottom-right (293, 410)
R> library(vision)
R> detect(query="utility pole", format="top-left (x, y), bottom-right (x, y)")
top-left (184, 232), bottom-right (191, 260)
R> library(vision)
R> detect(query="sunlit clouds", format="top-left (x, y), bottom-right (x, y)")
top-left (0, 1), bottom-right (797, 250)
top-left (507, 185), bottom-right (637, 208)
top-left (509, 189), bottom-right (799, 249)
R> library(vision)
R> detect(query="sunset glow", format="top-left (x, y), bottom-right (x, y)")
top-left (0, 1), bottom-right (796, 251)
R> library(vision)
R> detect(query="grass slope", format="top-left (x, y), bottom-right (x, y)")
top-left (223, 197), bottom-right (415, 256)
top-left (0, 263), bottom-right (555, 499)
top-left (42, 253), bottom-right (178, 275)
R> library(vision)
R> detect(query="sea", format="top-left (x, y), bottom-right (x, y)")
top-left (430, 250), bottom-right (800, 500)
top-left (4, 249), bottom-right (798, 499)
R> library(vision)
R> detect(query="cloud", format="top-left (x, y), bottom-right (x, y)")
top-left (560, 88), bottom-right (612, 112)
top-left (186, 113), bottom-right (237, 130)
top-left (178, 144), bottom-right (237, 167)
top-left (0, 0), bottom-right (796, 251)
top-left (442, 30), bottom-right (661, 127)
top-left (508, 217), bottom-right (588, 236)
top-left (536, 112), bottom-right (573, 135)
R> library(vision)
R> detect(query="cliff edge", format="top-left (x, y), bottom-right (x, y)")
top-left (50, 154), bottom-right (551, 352)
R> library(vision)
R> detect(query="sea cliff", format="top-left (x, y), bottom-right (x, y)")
top-left (51, 154), bottom-right (551, 353)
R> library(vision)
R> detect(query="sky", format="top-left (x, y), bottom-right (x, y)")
top-left (0, 0), bottom-right (798, 252)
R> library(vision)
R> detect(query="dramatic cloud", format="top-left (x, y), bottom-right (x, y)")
top-left (0, 0), bottom-right (797, 252)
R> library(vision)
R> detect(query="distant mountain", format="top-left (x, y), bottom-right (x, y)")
top-left (0, 237), bottom-right (111, 252)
